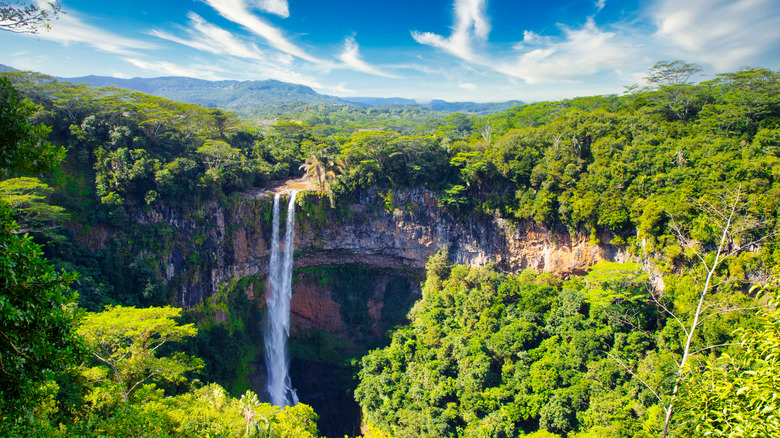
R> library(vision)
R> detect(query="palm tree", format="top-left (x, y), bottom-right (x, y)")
top-left (299, 149), bottom-right (336, 191)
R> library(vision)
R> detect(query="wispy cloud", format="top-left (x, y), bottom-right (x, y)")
top-left (149, 13), bottom-right (324, 84)
top-left (25, 3), bottom-right (153, 55)
top-left (151, 12), bottom-right (266, 60)
top-left (202, 0), bottom-right (327, 64)
top-left (498, 18), bottom-right (637, 83)
top-left (412, 0), bottom-right (490, 63)
top-left (124, 53), bottom-right (348, 96)
top-left (124, 58), bottom-right (226, 79)
top-left (256, 0), bottom-right (290, 18)
top-left (338, 36), bottom-right (399, 78)
top-left (412, 0), bottom-right (638, 84)
top-left (651, 0), bottom-right (780, 70)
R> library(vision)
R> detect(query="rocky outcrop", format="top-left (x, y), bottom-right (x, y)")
top-left (130, 186), bottom-right (632, 438)
top-left (290, 279), bottom-right (347, 334)
top-left (134, 186), bottom-right (630, 308)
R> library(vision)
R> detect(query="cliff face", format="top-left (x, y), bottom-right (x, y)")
top-left (133, 187), bottom-right (629, 308)
top-left (131, 187), bottom-right (631, 438)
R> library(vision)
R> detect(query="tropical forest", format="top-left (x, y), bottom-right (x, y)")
top-left (2, 3), bottom-right (780, 437)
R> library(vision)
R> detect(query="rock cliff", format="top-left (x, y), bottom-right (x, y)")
top-left (131, 185), bottom-right (632, 438)
top-left (133, 186), bottom-right (629, 308)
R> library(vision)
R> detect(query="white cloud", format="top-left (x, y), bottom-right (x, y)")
top-left (413, 0), bottom-right (640, 85)
top-left (412, 0), bottom-right (490, 62)
top-left (202, 0), bottom-right (327, 64)
top-left (338, 36), bottom-right (398, 78)
top-left (498, 18), bottom-right (637, 83)
top-left (23, 4), bottom-right (153, 55)
top-left (151, 12), bottom-right (266, 60)
top-left (595, 0), bottom-right (606, 13)
top-left (254, 0), bottom-right (289, 18)
top-left (124, 54), bottom-right (349, 96)
top-left (124, 58), bottom-right (226, 79)
top-left (459, 82), bottom-right (477, 90)
top-left (146, 11), bottom-right (350, 90)
top-left (651, 0), bottom-right (780, 70)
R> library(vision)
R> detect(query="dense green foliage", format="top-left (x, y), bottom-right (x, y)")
top-left (78, 305), bottom-right (203, 402)
top-left (674, 279), bottom-right (780, 437)
top-left (0, 76), bottom-right (65, 175)
top-left (355, 253), bottom-right (764, 437)
top-left (3, 71), bottom-right (308, 209)
top-left (56, 382), bottom-right (319, 438)
top-left (330, 67), bottom-right (780, 271)
top-left (3, 63), bottom-right (780, 437)
top-left (0, 76), bottom-right (83, 434)
top-left (51, 305), bottom-right (319, 438)
top-left (259, 103), bottom-right (457, 136)
top-left (0, 202), bottom-right (84, 432)
top-left (0, 73), bottom-right (321, 437)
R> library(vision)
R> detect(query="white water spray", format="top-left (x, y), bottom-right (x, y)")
top-left (264, 191), bottom-right (299, 406)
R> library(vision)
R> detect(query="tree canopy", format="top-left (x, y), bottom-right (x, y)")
top-left (78, 305), bottom-right (202, 403)
top-left (0, 71), bottom-right (82, 434)
top-left (1, 63), bottom-right (779, 437)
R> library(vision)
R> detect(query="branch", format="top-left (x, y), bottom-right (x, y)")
top-left (689, 342), bottom-right (741, 357)
top-left (0, 329), bottom-right (31, 360)
top-left (605, 308), bottom-right (652, 336)
top-left (698, 304), bottom-right (769, 326)
top-left (125, 367), bottom-right (164, 399)
top-left (647, 288), bottom-right (689, 337)
top-left (662, 185), bottom-right (742, 437)
top-left (603, 351), bottom-right (662, 403)
top-left (0, 2), bottom-right (61, 34)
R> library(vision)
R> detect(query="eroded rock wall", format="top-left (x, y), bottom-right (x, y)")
top-left (133, 187), bottom-right (629, 308)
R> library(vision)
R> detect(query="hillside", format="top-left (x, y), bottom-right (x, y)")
top-left (1, 64), bottom-right (779, 437)
top-left (341, 97), bottom-right (525, 115)
top-left (59, 71), bottom-right (521, 116)
top-left (63, 75), bottom-right (346, 109)
top-left (0, 63), bottom-right (524, 118)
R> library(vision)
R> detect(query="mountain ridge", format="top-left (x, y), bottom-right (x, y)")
top-left (62, 74), bottom-right (522, 115)
top-left (0, 63), bottom-right (523, 115)
top-left (61, 75), bottom-right (346, 109)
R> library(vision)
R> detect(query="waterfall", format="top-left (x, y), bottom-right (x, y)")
top-left (264, 191), bottom-right (299, 407)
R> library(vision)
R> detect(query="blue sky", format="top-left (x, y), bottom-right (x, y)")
top-left (2, 0), bottom-right (779, 102)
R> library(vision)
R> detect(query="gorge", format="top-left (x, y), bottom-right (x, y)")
top-left (134, 185), bottom-right (631, 310)
top-left (6, 64), bottom-right (777, 437)
top-left (126, 184), bottom-right (633, 436)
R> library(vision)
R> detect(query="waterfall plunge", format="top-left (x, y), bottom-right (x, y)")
top-left (264, 191), bottom-right (299, 407)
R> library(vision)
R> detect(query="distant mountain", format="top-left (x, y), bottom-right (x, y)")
top-left (343, 97), bottom-right (524, 115)
top-left (62, 74), bottom-right (523, 115)
top-left (0, 64), bottom-right (521, 115)
top-left (63, 75), bottom-right (346, 110)
top-left (343, 97), bottom-right (421, 107)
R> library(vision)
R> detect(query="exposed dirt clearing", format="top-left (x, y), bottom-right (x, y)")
top-left (241, 175), bottom-right (323, 199)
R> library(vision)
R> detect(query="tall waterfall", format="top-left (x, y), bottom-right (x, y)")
top-left (264, 191), bottom-right (299, 406)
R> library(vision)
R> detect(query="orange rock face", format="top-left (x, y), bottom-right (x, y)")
top-left (139, 186), bottom-right (632, 308)
top-left (290, 277), bottom-right (347, 334)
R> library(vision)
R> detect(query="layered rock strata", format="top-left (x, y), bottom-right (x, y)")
top-left (134, 187), bottom-right (629, 308)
